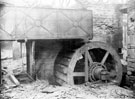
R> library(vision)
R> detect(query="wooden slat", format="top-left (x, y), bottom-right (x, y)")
top-left (55, 76), bottom-right (67, 85)
top-left (55, 64), bottom-right (68, 74)
top-left (59, 51), bottom-right (74, 59)
top-left (0, 43), bottom-right (2, 84)
top-left (26, 41), bottom-right (35, 77)
top-left (55, 71), bottom-right (67, 82)
top-left (101, 52), bottom-right (109, 64)
top-left (73, 72), bottom-right (85, 76)
top-left (56, 57), bottom-right (71, 66)
top-left (85, 50), bottom-right (88, 82)
top-left (87, 50), bottom-right (93, 63)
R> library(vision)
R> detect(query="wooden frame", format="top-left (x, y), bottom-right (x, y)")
top-left (26, 41), bottom-right (35, 77)
top-left (0, 42), bottom-right (2, 85)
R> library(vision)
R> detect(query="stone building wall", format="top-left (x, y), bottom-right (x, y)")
top-left (126, 0), bottom-right (135, 72)
top-left (87, 4), bottom-right (123, 50)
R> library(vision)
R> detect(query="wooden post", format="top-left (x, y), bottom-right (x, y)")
top-left (85, 48), bottom-right (88, 82)
top-left (0, 42), bottom-right (2, 84)
top-left (26, 41), bottom-right (35, 77)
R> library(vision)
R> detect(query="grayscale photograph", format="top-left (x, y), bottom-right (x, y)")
top-left (0, 0), bottom-right (135, 99)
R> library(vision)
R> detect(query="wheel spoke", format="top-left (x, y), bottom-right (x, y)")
top-left (73, 72), bottom-right (85, 76)
top-left (55, 42), bottom-right (122, 85)
top-left (85, 50), bottom-right (88, 82)
top-left (86, 50), bottom-right (93, 63)
top-left (84, 50), bottom-right (93, 82)
top-left (101, 51), bottom-right (109, 64)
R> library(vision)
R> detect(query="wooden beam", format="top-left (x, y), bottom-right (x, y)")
top-left (87, 50), bottom-right (93, 63)
top-left (55, 76), bottom-right (67, 85)
top-left (55, 71), bottom-right (67, 82)
top-left (26, 41), bottom-right (35, 77)
top-left (0, 42), bottom-right (2, 84)
top-left (85, 49), bottom-right (88, 82)
top-left (55, 64), bottom-right (68, 74)
top-left (73, 72), bottom-right (85, 76)
top-left (101, 52), bottom-right (109, 64)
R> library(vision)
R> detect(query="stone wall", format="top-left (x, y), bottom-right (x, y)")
top-left (127, 0), bottom-right (135, 72)
top-left (87, 4), bottom-right (123, 50)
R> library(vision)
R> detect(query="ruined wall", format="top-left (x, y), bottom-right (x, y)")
top-left (126, 0), bottom-right (135, 72)
top-left (87, 4), bottom-right (123, 50)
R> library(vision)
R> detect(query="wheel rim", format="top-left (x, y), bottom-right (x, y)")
top-left (67, 42), bottom-right (122, 85)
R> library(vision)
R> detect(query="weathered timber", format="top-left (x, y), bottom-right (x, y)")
top-left (55, 64), bottom-right (68, 74)
top-left (26, 41), bottom-right (35, 77)
top-left (55, 71), bottom-right (67, 82)
top-left (54, 41), bottom-right (123, 85)
top-left (0, 5), bottom-right (93, 40)
top-left (0, 42), bottom-right (1, 84)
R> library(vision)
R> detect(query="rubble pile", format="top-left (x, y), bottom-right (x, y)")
top-left (1, 80), bottom-right (134, 99)
top-left (2, 57), bottom-right (26, 75)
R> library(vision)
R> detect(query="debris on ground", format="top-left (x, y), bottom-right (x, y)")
top-left (8, 74), bottom-right (20, 86)
top-left (15, 72), bottom-right (34, 84)
top-left (1, 57), bottom-right (135, 99)
top-left (1, 80), bottom-right (134, 99)
top-left (2, 57), bottom-right (26, 75)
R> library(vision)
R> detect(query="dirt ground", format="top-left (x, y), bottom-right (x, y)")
top-left (1, 80), bottom-right (135, 99)
top-left (1, 58), bottom-right (135, 99)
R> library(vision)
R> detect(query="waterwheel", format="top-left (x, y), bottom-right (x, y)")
top-left (54, 41), bottom-right (123, 85)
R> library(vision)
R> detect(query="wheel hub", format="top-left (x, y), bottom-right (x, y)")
top-left (89, 62), bottom-right (108, 81)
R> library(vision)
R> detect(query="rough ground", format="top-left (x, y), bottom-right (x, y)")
top-left (1, 80), bottom-right (134, 99)
top-left (1, 58), bottom-right (135, 99)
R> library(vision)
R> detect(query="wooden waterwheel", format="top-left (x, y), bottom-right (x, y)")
top-left (54, 41), bottom-right (123, 85)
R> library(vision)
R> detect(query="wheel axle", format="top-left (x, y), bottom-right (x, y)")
top-left (89, 62), bottom-right (107, 81)
top-left (89, 62), bottom-right (117, 82)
